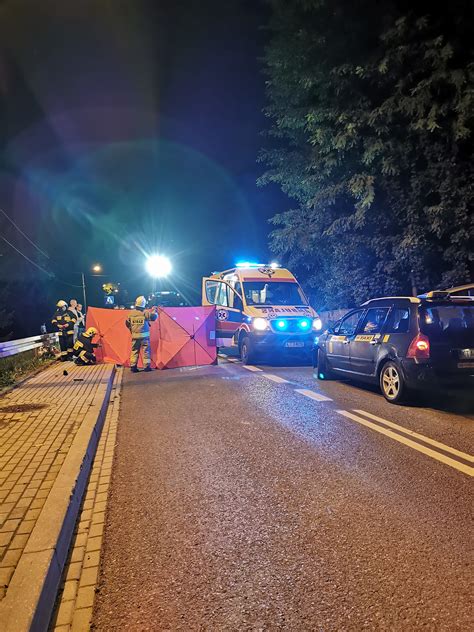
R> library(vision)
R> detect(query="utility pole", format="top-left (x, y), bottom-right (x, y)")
top-left (410, 269), bottom-right (418, 297)
top-left (82, 272), bottom-right (87, 311)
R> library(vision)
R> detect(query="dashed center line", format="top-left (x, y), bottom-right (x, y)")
top-left (222, 357), bottom-right (472, 476)
top-left (354, 409), bottom-right (474, 463)
top-left (295, 388), bottom-right (332, 402)
top-left (263, 374), bottom-right (290, 384)
top-left (337, 410), bottom-right (474, 477)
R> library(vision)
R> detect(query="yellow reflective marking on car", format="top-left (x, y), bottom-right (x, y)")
top-left (330, 335), bottom-right (347, 342)
top-left (383, 334), bottom-right (390, 342)
top-left (354, 334), bottom-right (374, 342)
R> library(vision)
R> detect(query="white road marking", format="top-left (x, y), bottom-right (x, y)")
top-left (295, 388), bottom-right (332, 402)
top-left (354, 409), bottom-right (474, 463)
top-left (263, 374), bottom-right (290, 384)
top-left (242, 365), bottom-right (263, 372)
top-left (218, 354), bottom-right (238, 362)
top-left (337, 410), bottom-right (474, 477)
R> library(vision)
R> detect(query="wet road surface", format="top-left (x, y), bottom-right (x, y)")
top-left (93, 358), bottom-right (473, 631)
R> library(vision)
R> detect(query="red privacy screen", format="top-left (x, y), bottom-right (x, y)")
top-left (86, 306), bottom-right (217, 368)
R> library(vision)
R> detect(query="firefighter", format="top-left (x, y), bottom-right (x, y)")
top-left (51, 300), bottom-right (77, 361)
top-left (73, 327), bottom-right (99, 365)
top-left (125, 296), bottom-right (158, 372)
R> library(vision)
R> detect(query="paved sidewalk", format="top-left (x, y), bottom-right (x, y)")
top-left (0, 361), bottom-right (115, 629)
top-left (50, 368), bottom-right (122, 632)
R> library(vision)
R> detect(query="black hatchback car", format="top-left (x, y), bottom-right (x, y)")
top-left (314, 293), bottom-right (474, 403)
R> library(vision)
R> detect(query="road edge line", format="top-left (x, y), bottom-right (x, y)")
top-left (337, 410), bottom-right (474, 477)
top-left (353, 409), bottom-right (474, 463)
top-left (0, 364), bottom-right (116, 632)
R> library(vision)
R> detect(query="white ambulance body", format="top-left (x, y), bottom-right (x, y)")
top-left (202, 263), bottom-right (321, 363)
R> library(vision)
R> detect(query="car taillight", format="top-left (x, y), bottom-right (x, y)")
top-left (406, 333), bottom-right (430, 359)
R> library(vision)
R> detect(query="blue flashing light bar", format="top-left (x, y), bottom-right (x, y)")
top-left (235, 262), bottom-right (265, 268)
top-left (235, 261), bottom-right (281, 269)
top-left (276, 319), bottom-right (288, 330)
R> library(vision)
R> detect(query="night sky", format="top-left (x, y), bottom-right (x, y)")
top-left (0, 0), bottom-right (287, 330)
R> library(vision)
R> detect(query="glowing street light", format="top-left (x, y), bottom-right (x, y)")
top-left (92, 263), bottom-right (102, 273)
top-left (145, 254), bottom-right (172, 278)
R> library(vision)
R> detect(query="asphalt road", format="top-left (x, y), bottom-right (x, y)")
top-left (93, 357), bottom-right (473, 631)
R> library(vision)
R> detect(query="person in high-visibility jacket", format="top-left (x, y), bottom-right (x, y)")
top-left (51, 300), bottom-right (77, 361)
top-left (125, 296), bottom-right (158, 372)
top-left (73, 327), bottom-right (99, 365)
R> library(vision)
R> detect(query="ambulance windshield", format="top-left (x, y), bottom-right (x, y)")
top-left (243, 282), bottom-right (308, 306)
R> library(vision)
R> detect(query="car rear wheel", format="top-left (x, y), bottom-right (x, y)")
top-left (316, 349), bottom-right (333, 380)
top-left (380, 361), bottom-right (406, 403)
top-left (240, 336), bottom-right (255, 365)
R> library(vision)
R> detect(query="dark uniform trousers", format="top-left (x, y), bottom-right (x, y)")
top-left (73, 333), bottom-right (98, 365)
top-left (51, 309), bottom-right (77, 360)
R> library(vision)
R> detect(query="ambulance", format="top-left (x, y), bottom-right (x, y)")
top-left (202, 263), bottom-right (322, 363)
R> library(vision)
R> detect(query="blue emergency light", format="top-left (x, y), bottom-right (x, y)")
top-left (276, 319), bottom-right (288, 330)
top-left (298, 319), bottom-right (310, 330)
top-left (235, 261), bottom-right (265, 268)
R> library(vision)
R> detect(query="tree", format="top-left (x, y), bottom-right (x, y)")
top-left (259, 0), bottom-right (473, 308)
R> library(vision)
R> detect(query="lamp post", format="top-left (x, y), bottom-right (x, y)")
top-left (145, 255), bottom-right (172, 293)
top-left (82, 264), bottom-right (104, 310)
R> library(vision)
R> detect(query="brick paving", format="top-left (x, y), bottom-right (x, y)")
top-left (0, 362), bottom-right (115, 601)
top-left (50, 368), bottom-right (122, 632)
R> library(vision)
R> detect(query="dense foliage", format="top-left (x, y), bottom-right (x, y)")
top-left (260, 0), bottom-right (473, 308)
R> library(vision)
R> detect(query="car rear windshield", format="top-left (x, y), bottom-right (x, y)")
top-left (243, 282), bottom-right (308, 306)
top-left (420, 304), bottom-right (474, 345)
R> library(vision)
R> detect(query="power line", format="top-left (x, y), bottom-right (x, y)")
top-left (0, 234), bottom-right (54, 278)
top-left (54, 277), bottom-right (83, 288)
top-left (0, 207), bottom-right (50, 259)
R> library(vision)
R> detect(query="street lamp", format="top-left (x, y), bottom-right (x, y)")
top-left (146, 255), bottom-right (172, 294)
top-left (81, 263), bottom-right (104, 310)
top-left (145, 255), bottom-right (172, 278)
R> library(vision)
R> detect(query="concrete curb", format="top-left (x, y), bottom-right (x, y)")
top-left (0, 364), bottom-right (116, 632)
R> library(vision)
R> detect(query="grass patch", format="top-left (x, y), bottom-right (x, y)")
top-left (0, 349), bottom-right (55, 389)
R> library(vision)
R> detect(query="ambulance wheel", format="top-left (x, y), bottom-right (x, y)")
top-left (240, 336), bottom-right (255, 365)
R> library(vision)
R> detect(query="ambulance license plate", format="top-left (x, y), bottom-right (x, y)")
top-left (285, 341), bottom-right (304, 348)
top-left (457, 362), bottom-right (474, 369)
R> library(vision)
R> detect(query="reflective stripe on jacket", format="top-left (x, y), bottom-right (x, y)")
top-left (51, 309), bottom-right (77, 335)
top-left (125, 309), bottom-right (158, 339)
top-left (73, 332), bottom-right (97, 355)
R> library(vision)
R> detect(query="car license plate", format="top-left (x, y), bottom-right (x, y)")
top-left (457, 362), bottom-right (474, 369)
top-left (286, 341), bottom-right (304, 348)
top-left (459, 348), bottom-right (474, 359)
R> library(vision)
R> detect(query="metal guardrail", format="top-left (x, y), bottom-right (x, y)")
top-left (0, 333), bottom-right (59, 359)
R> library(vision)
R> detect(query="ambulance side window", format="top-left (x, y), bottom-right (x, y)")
top-left (205, 281), bottom-right (220, 305)
top-left (217, 283), bottom-right (229, 307)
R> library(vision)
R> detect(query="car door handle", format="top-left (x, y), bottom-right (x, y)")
top-left (343, 339), bottom-right (350, 344)
top-left (369, 339), bottom-right (380, 345)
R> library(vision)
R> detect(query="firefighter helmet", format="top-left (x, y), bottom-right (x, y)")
top-left (135, 296), bottom-right (147, 309)
top-left (85, 327), bottom-right (98, 337)
top-left (56, 300), bottom-right (67, 308)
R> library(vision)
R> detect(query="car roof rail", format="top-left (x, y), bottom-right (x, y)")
top-left (361, 296), bottom-right (420, 306)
